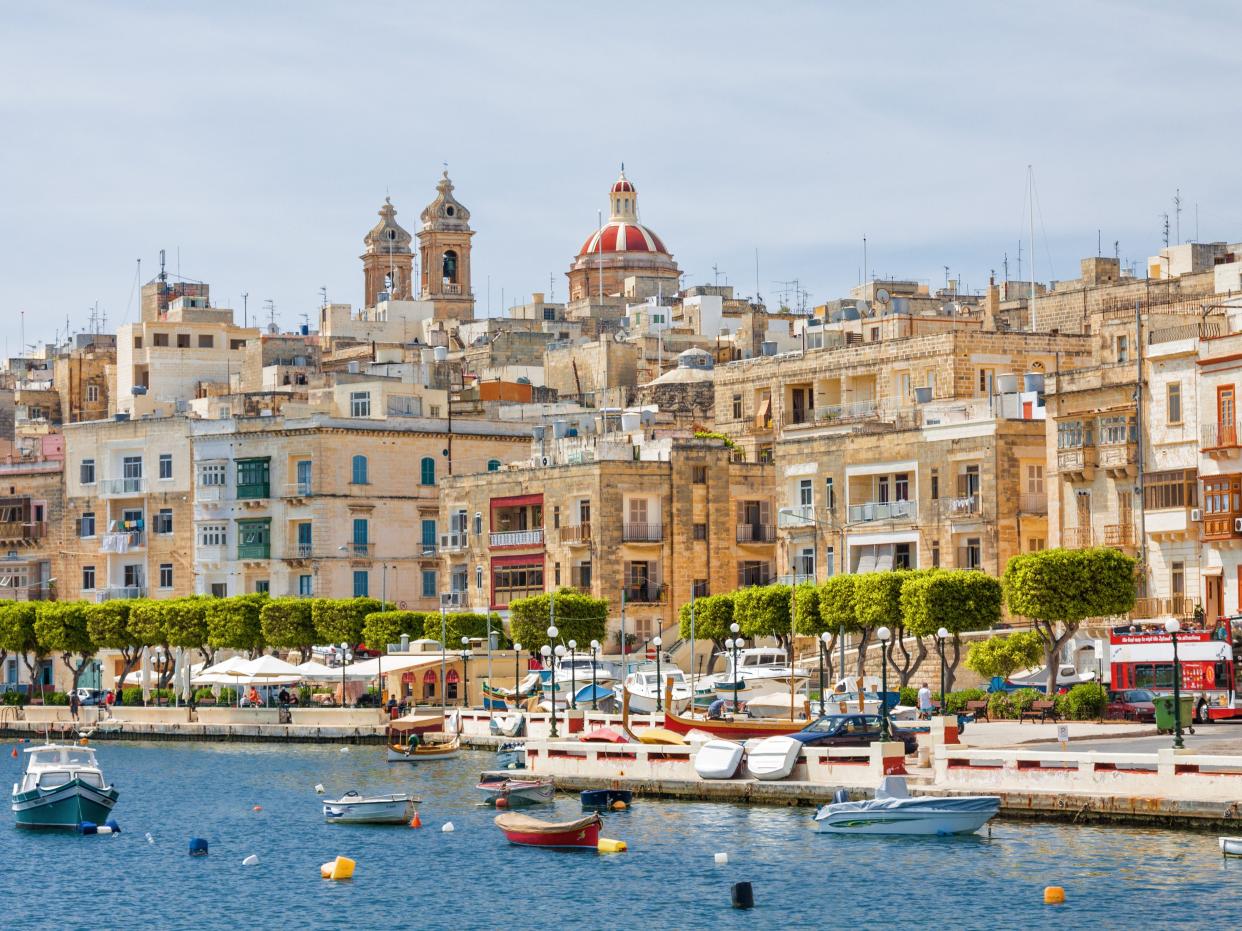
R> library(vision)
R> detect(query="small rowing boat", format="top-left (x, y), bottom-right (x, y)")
top-left (386, 734), bottom-right (460, 762)
top-left (494, 811), bottom-right (601, 849)
top-left (322, 791), bottom-right (420, 824)
top-left (477, 773), bottom-right (555, 807)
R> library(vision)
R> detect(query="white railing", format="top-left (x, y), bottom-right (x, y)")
top-left (101, 477), bottom-right (146, 495)
top-left (489, 529), bottom-right (544, 547)
top-left (778, 505), bottom-right (818, 528)
top-left (440, 531), bottom-right (469, 551)
top-left (847, 499), bottom-right (917, 523)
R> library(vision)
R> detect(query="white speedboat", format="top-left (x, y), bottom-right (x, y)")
top-left (711, 648), bottom-right (810, 701)
top-left (616, 665), bottom-right (693, 713)
top-left (814, 777), bottom-right (1000, 835)
top-left (323, 791), bottom-right (419, 824)
top-left (12, 744), bottom-right (118, 829)
top-left (477, 772), bottom-right (555, 807)
top-left (815, 691), bottom-right (919, 722)
top-left (553, 656), bottom-right (616, 692)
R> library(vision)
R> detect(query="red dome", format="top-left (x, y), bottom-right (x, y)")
top-left (611, 177), bottom-right (635, 193)
top-left (578, 221), bottom-right (668, 257)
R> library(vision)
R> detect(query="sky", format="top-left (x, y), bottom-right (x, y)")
top-left (2, 1), bottom-right (1240, 348)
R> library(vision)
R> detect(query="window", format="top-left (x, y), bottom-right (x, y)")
top-left (877, 476), bottom-right (889, 504)
top-left (1167, 382), bottom-right (1183, 425)
top-left (154, 508), bottom-right (173, 534)
top-left (350, 391), bottom-right (371, 417)
top-left (1116, 334), bottom-right (1129, 363)
top-left (133, 336), bottom-right (143, 349)
top-left (488, 459), bottom-right (501, 472)
top-left (422, 570), bottom-right (438, 598)
top-left (197, 335), bottom-right (214, 349)
top-left (237, 518), bottom-right (271, 559)
top-left (158, 564), bottom-right (173, 589)
top-left (298, 575), bottom-right (314, 597)
top-left (1171, 562), bottom-right (1185, 597)
top-left (476, 565), bottom-right (484, 590)
top-left (1098, 415), bottom-right (1136, 446)
top-left (799, 479), bottom-right (813, 508)
top-left (200, 463), bottom-right (225, 486)
top-left (894, 542), bottom-right (912, 569)
top-left (692, 465), bottom-right (707, 484)
top-left (82, 566), bottom-right (95, 590)
top-left (420, 457), bottom-right (436, 485)
top-left (176, 333), bottom-right (191, 348)
top-left (153, 333), bottom-right (169, 347)
top-left (961, 537), bottom-right (982, 570)
top-left (931, 541), bottom-right (940, 568)
top-left (824, 546), bottom-right (834, 577)
top-left (421, 519), bottom-right (437, 551)
top-left (732, 394), bottom-right (742, 420)
top-left (978, 368), bottom-right (994, 396)
top-left (122, 455), bottom-right (143, 483)
top-left (236, 458), bottom-right (270, 498)
top-left (1028, 538), bottom-right (1046, 551)
top-left (351, 455), bottom-right (368, 485)
top-left (78, 512), bottom-right (95, 538)
top-left (473, 512), bottom-right (482, 536)
top-left (573, 561), bottom-right (592, 589)
top-left (230, 339), bottom-right (246, 350)
top-left (353, 570), bottom-right (369, 597)
top-left (86, 384), bottom-right (99, 403)
top-left (554, 562), bottom-right (561, 586)
top-left (210, 583), bottom-right (228, 597)
top-left (693, 523), bottom-right (707, 541)
top-left (930, 469), bottom-right (939, 501)
top-left (80, 459), bottom-right (96, 485)
top-left (491, 560), bottom-right (544, 606)
top-left (296, 459), bottom-right (312, 494)
top-left (158, 453), bottom-right (172, 480)
top-left (692, 579), bottom-right (709, 598)
top-left (1026, 464), bottom-right (1044, 494)
top-left (255, 580), bottom-right (269, 594)
top-left (894, 473), bottom-right (909, 502)
top-left (824, 477), bottom-right (835, 510)
top-left (352, 518), bottom-right (369, 550)
top-left (199, 523), bottom-right (226, 547)
top-left (1145, 469), bottom-right (1197, 510)
top-left (123, 564), bottom-right (142, 588)
top-left (430, 405), bottom-right (441, 418)
top-left (552, 506), bottom-right (560, 529)
top-left (737, 561), bottom-right (773, 587)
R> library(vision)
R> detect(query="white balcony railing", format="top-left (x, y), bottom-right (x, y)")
top-left (101, 477), bottom-right (147, 496)
top-left (847, 499), bottom-right (917, 523)
top-left (778, 505), bottom-right (818, 528)
top-left (489, 529), bottom-right (544, 548)
top-left (440, 531), bottom-right (469, 551)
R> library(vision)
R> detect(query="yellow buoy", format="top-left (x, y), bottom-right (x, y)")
top-left (611, 800), bottom-right (627, 811)
top-left (597, 838), bottom-right (628, 854)
top-left (1043, 886), bottom-right (1065, 905)
top-left (320, 856), bottom-right (356, 880)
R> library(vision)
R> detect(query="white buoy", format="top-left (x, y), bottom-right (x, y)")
top-left (714, 852), bottom-right (729, 865)
top-left (242, 854), bottom-right (260, 866)
top-left (314, 784), bottom-right (325, 794)
top-left (442, 822), bottom-right (455, 833)
top-left (339, 747), bottom-right (350, 753)
top-left (145, 833), bottom-right (155, 845)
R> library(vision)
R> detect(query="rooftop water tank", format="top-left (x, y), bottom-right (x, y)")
top-left (433, 346), bottom-right (448, 362)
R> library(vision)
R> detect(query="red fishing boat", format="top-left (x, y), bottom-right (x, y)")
top-left (494, 811), bottom-right (601, 849)
top-left (654, 681), bottom-right (810, 740)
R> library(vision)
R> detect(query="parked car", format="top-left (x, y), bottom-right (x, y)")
top-left (72, 688), bottom-right (104, 706)
top-left (788, 713), bottom-right (919, 755)
top-left (1107, 689), bottom-right (1157, 722)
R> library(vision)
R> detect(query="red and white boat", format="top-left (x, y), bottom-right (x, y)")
top-left (494, 811), bottom-right (601, 849)
top-left (477, 773), bottom-right (555, 807)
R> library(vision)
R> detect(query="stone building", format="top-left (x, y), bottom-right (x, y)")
top-left (437, 433), bottom-right (775, 648)
top-left (418, 170), bottom-right (475, 321)
top-left (53, 335), bottom-right (115, 422)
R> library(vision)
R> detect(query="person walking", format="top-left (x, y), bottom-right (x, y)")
top-left (69, 691), bottom-right (80, 721)
top-left (917, 682), bottom-right (934, 719)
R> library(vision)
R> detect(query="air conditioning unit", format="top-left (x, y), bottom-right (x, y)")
top-left (1234, 517), bottom-right (1242, 533)
top-left (1190, 508), bottom-right (1202, 522)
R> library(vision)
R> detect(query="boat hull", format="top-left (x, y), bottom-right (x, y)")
top-left (323, 797), bottom-right (416, 824)
top-left (478, 779), bottom-right (555, 807)
top-left (1222, 836), bottom-right (1242, 857)
top-left (386, 737), bottom-right (460, 762)
top-left (12, 780), bottom-right (119, 829)
top-left (814, 798), bottom-right (1000, 835)
top-left (497, 820), bottom-right (600, 849)
top-left (620, 689), bottom-right (692, 714)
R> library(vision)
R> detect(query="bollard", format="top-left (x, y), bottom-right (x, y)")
top-left (731, 882), bottom-right (754, 910)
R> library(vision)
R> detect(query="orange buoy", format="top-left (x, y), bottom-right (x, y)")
top-left (10, 747), bottom-right (17, 758)
top-left (612, 800), bottom-right (628, 811)
top-left (1044, 886), bottom-right (1065, 905)
top-left (409, 811), bottom-right (422, 828)
top-left (495, 796), bottom-right (510, 810)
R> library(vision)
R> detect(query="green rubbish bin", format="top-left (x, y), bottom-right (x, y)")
top-left (1153, 694), bottom-right (1196, 734)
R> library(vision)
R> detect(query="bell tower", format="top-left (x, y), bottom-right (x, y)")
top-left (418, 170), bottom-right (475, 321)
top-left (361, 197), bottom-right (413, 306)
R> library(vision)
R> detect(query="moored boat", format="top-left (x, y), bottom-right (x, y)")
top-left (615, 665), bottom-right (693, 713)
top-left (477, 773), bottom-right (555, 807)
top-left (386, 734), bottom-right (461, 762)
top-left (1221, 837), bottom-right (1242, 857)
top-left (580, 788), bottom-right (632, 808)
top-left (744, 735), bottom-right (803, 780)
top-left (12, 744), bottom-right (119, 829)
top-left (494, 811), bottom-right (601, 849)
top-left (694, 739), bottom-right (745, 779)
top-left (814, 777), bottom-right (1000, 835)
top-left (658, 681), bottom-right (810, 740)
top-left (322, 791), bottom-right (419, 824)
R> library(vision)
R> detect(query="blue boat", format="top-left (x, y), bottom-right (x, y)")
top-left (12, 744), bottom-right (119, 829)
top-left (580, 788), bottom-right (633, 809)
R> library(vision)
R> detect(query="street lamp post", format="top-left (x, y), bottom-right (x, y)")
top-left (877, 626), bottom-right (892, 740)
top-left (818, 631), bottom-right (832, 715)
top-left (653, 636), bottom-right (664, 712)
top-left (513, 642), bottom-right (522, 710)
top-left (540, 644), bottom-right (554, 736)
top-left (936, 626), bottom-right (950, 715)
top-left (729, 622), bottom-right (742, 710)
top-left (460, 636), bottom-right (471, 709)
top-left (339, 641), bottom-right (351, 708)
top-left (568, 640), bottom-right (578, 710)
top-left (589, 640), bottom-right (600, 711)
top-left (1166, 618), bottom-right (1185, 750)
top-left (546, 624), bottom-right (559, 738)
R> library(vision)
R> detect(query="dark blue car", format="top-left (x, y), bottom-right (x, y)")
top-left (789, 713), bottom-right (919, 755)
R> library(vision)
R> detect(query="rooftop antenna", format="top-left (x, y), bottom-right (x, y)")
top-left (1097, 229), bottom-right (1102, 257)
top-left (299, 312), bottom-right (310, 333)
top-left (549, 272), bottom-right (555, 304)
top-left (1027, 164), bottom-right (1038, 332)
top-left (944, 266), bottom-right (951, 287)
top-left (1002, 252), bottom-right (1009, 282)
top-left (264, 299), bottom-right (276, 330)
top-left (1161, 213), bottom-right (1170, 249)
top-left (319, 286), bottom-right (328, 308)
top-left (1114, 240), bottom-right (1120, 262)
top-left (754, 248), bottom-right (761, 303)
top-left (863, 235), bottom-right (868, 287)
top-left (1174, 189), bottom-right (1182, 245)
top-left (1016, 241), bottom-right (1023, 282)
top-left (241, 292), bottom-right (249, 328)
top-left (158, 249), bottom-right (167, 284)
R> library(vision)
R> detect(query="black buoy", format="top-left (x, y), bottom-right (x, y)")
top-left (731, 881), bottom-right (754, 910)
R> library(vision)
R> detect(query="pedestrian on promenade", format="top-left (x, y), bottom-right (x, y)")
top-left (69, 691), bottom-right (80, 720)
top-left (917, 682), bottom-right (933, 719)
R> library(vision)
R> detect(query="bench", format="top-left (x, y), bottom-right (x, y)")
top-left (966, 700), bottom-right (989, 723)
top-left (1020, 700), bottom-right (1059, 723)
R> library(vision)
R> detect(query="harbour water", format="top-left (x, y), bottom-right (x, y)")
top-left (3, 741), bottom-right (1239, 930)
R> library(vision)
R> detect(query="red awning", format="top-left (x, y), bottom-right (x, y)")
top-left (491, 494), bottom-right (543, 509)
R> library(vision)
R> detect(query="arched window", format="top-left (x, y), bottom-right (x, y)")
top-left (487, 459), bottom-right (500, 472)
top-left (446, 668), bottom-right (460, 701)
top-left (420, 457), bottom-right (436, 486)
top-left (442, 250), bottom-right (458, 284)
top-left (351, 454), bottom-right (368, 485)
top-left (422, 669), bottom-right (437, 700)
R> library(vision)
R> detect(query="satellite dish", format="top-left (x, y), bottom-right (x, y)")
top-left (875, 288), bottom-right (890, 305)
top-left (613, 330), bottom-right (628, 343)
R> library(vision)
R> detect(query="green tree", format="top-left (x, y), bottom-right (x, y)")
top-left (509, 590), bottom-right (608, 653)
top-left (261, 598), bottom-right (318, 661)
top-left (902, 570), bottom-right (1003, 691)
top-left (84, 601), bottom-right (145, 690)
top-left (678, 593), bottom-right (734, 674)
top-left (965, 630), bottom-right (1045, 681)
top-left (0, 602), bottom-right (44, 696)
top-left (818, 575), bottom-right (869, 678)
top-left (206, 595), bottom-right (266, 656)
top-left (733, 584), bottom-right (792, 649)
top-left (363, 610), bottom-right (426, 652)
top-left (165, 598), bottom-right (212, 672)
top-left (425, 612), bottom-right (507, 648)
top-left (34, 602), bottom-right (96, 691)
top-left (1004, 547), bottom-right (1137, 694)
top-left (855, 570), bottom-right (930, 688)
top-left (313, 597), bottom-right (386, 649)
top-left (791, 582), bottom-right (835, 685)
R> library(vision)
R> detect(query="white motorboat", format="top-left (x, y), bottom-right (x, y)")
top-left (694, 739), bottom-right (745, 780)
top-left (12, 744), bottom-right (118, 829)
top-left (1221, 836), bottom-right (1242, 858)
top-left (477, 772), bottom-right (555, 807)
top-left (814, 777), bottom-right (1000, 835)
top-left (744, 735), bottom-right (803, 781)
top-left (711, 648), bottom-right (810, 701)
top-left (323, 791), bottom-right (419, 824)
top-left (616, 665), bottom-right (693, 713)
top-left (815, 691), bottom-right (919, 722)
top-left (553, 656), bottom-right (616, 692)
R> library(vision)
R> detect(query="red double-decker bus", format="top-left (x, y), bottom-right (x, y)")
top-left (1109, 616), bottom-right (1240, 722)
